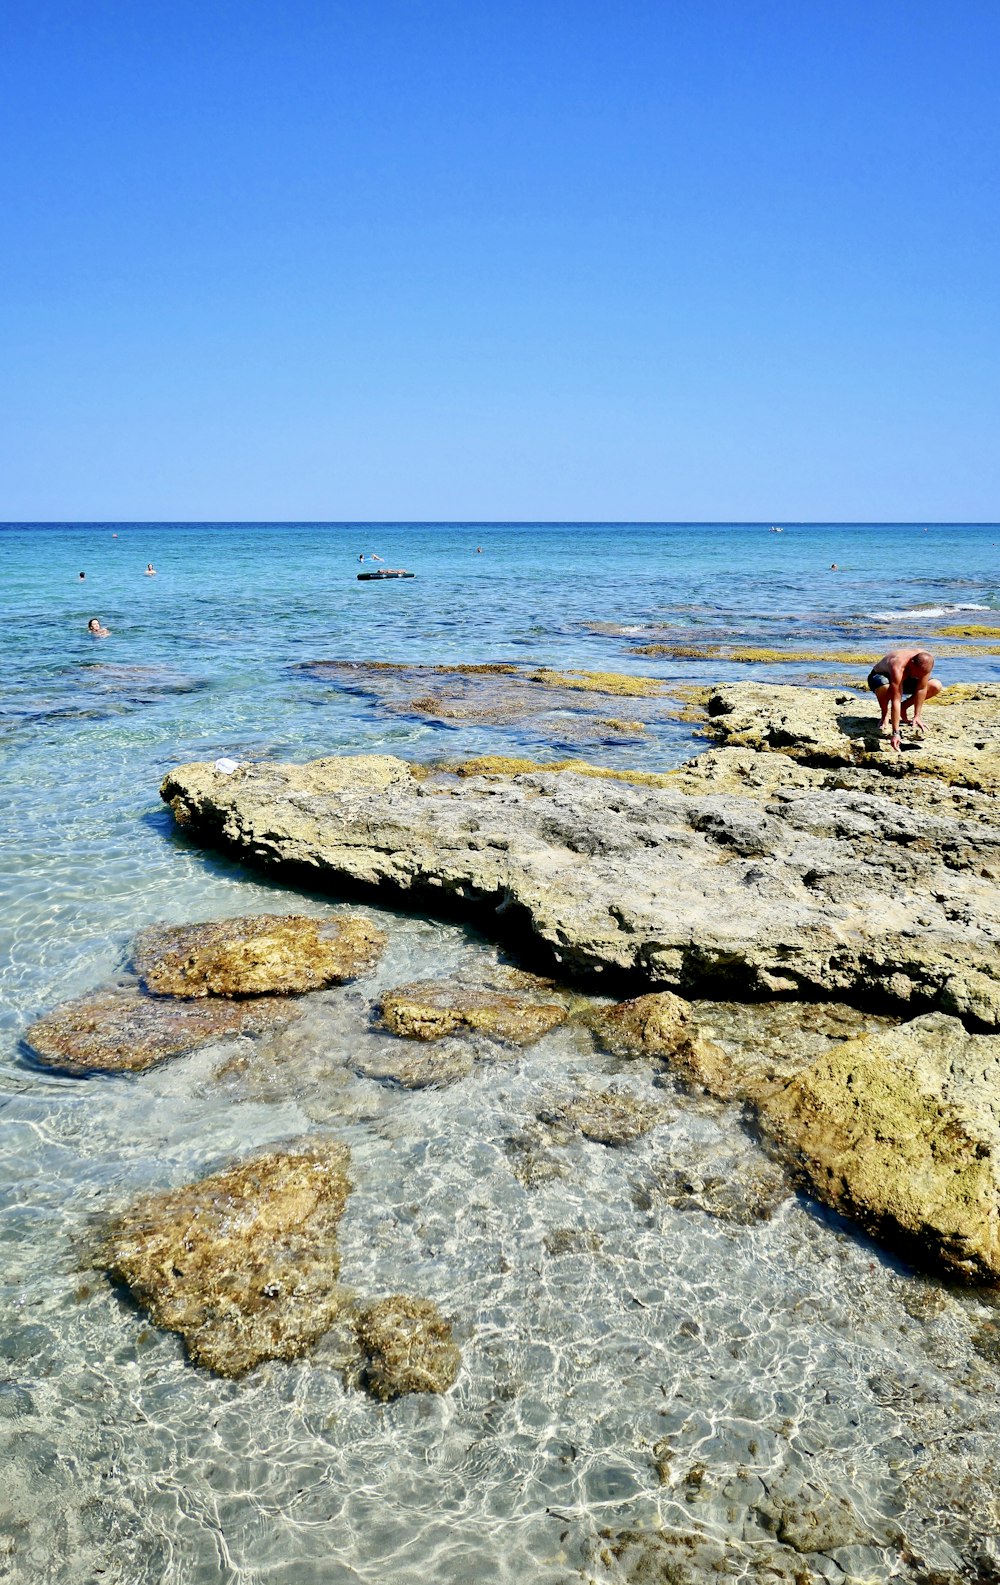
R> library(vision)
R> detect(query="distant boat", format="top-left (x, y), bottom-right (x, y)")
top-left (357, 569), bottom-right (415, 580)
top-left (769, 525), bottom-right (784, 533)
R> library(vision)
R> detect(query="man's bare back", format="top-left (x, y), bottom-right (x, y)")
top-left (866, 648), bottom-right (942, 749)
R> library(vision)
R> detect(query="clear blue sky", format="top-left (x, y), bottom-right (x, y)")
top-left (1, 0), bottom-right (997, 521)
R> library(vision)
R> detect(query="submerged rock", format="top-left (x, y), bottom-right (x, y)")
top-left (593, 1523), bottom-right (842, 1583)
top-left (161, 743), bottom-right (1000, 1027)
top-left (23, 985), bottom-right (299, 1074)
top-left (638, 1139), bottom-right (790, 1224)
top-left (760, 1013), bottom-right (1000, 1281)
top-left (590, 991), bottom-right (738, 1097)
top-left (98, 1142), bottom-right (352, 1376)
top-left (353, 1295), bottom-right (461, 1400)
top-left (379, 981), bottom-right (567, 1044)
top-left (133, 913), bottom-right (385, 997)
top-left (352, 1040), bottom-right (474, 1089)
top-left (538, 1086), bottom-right (667, 1146)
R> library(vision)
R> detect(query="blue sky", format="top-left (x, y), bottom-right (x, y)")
top-left (1, 0), bottom-right (997, 520)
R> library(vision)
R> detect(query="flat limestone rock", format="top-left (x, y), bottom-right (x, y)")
top-left (161, 738), bottom-right (1000, 1027)
top-left (699, 679), bottom-right (1000, 795)
top-left (590, 991), bottom-right (739, 1098)
top-left (23, 985), bottom-right (299, 1074)
top-left (379, 981), bottom-right (567, 1044)
top-left (133, 912), bottom-right (386, 997)
top-left (98, 1143), bottom-right (352, 1375)
top-left (759, 1013), bottom-right (1000, 1281)
top-left (354, 1295), bottom-right (461, 1399)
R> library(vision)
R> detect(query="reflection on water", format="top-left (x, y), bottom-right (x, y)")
top-left (2, 523), bottom-right (1000, 1581)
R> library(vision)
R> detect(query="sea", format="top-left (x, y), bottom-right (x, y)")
top-left (2, 521), bottom-right (1000, 1584)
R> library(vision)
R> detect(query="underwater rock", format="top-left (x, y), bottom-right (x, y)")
top-left (379, 981), bottom-right (567, 1044)
top-left (538, 1086), bottom-right (666, 1146)
top-left (593, 1523), bottom-right (844, 1583)
top-left (759, 1013), bottom-right (1000, 1281)
top-left (23, 985), bottom-right (300, 1074)
top-left (98, 1142), bottom-right (352, 1376)
top-left (639, 1140), bottom-right (790, 1224)
top-left (353, 1295), bottom-right (461, 1399)
top-left (133, 912), bottom-right (385, 997)
top-left (352, 1040), bottom-right (474, 1088)
top-left (161, 747), bottom-right (1000, 1028)
top-left (504, 1125), bottom-right (570, 1188)
top-left (590, 991), bottom-right (738, 1098)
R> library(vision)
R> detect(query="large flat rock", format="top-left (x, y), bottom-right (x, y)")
top-left (162, 744), bottom-right (1000, 1026)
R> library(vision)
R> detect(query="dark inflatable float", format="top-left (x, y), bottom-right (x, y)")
top-left (357, 570), bottom-right (416, 580)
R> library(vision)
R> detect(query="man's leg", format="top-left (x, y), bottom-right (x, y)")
top-left (874, 683), bottom-right (892, 732)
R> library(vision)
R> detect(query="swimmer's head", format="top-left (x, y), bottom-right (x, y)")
top-left (87, 618), bottom-right (101, 633)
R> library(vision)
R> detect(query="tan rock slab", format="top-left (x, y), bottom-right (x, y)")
top-left (133, 912), bottom-right (386, 997)
top-left (379, 981), bottom-right (567, 1044)
top-left (23, 985), bottom-right (300, 1074)
top-left (98, 1142), bottom-right (352, 1375)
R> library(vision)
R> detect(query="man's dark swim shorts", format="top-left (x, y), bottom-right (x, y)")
top-left (867, 669), bottom-right (916, 696)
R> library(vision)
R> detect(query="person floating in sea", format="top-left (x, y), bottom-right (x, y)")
top-left (867, 649), bottom-right (942, 750)
top-left (370, 553), bottom-right (384, 562)
top-left (79, 571), bottom-right (86, 579)
top-left (145, 563), bottom-right (156, 576)
top-left (87, 617), bottom-right (110, 637)
top-left (358, 554), bottom-right (365, 562)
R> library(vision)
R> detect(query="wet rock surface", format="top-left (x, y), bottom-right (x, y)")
top-left (379, 980), bottom-right (568, 1044)
top-left (352, 1038), bottom-right (474, 1089)
top-left (162, 727), bottom-right (1000, 1027)
top-left (23, 984), bottom-right (300, 1074)
top-left (759, 1013), bottom-right (1000, 1282)
top-left (353, 1294), bottom-right (461, 1400)
top-left (133, 912), bottom-right (386, 997)
top-left (97, 1142), bottom-right (353, 1376)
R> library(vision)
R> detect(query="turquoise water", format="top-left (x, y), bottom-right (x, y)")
top-left (3, 522), bottom-right (1000, 1583)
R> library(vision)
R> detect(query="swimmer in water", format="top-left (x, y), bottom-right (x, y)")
top-left (79, 571), bottom-right (86, 579)
top-left (145, 563), bottom-right (156, 576)
top-left (370, 554), bottom-right (384, 562)
top-left (87, 618), bottom-right (110, 637)
top-left (358, 554), bottom-right (365, 562)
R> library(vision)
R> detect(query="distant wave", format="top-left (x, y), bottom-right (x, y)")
top-left (868, 602), bottom-right (992, 620)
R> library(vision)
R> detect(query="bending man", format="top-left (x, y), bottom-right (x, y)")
top-left (867, 649), bottom-right (941, 750)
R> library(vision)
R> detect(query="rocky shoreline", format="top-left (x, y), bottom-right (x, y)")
top-left (17, 678), bottom-right (1000, 1580)
top-left (148, 681), bottom-right (1000, 1293)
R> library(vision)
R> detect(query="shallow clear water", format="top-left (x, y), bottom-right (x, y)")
top-left (3, 522), bottom-right (1000, 1583)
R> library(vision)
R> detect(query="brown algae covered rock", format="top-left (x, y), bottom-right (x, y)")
top-left (379, 981), bottom-right (567, 1045)
top-left (759, 1013), bottom-right (1000, 1282)
top-left (591, 991), bottom-right (739, 1099)
top-left (23, 985), bottom-right (300, 1074)
top-left (133, 912), bottom-right (386, 997)
top-left (98, 1142), bottom-right (353, 1375)
top-left (354, 1295), bottom-right (461, 1399)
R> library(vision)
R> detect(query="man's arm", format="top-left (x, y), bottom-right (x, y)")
top-left (886, 661), bottom-right (904, 747)
top-left (908, 679), bottom-right (929, 733)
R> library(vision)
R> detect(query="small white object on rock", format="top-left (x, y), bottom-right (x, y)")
top-left (214, 757), bottom-right (239, 775)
